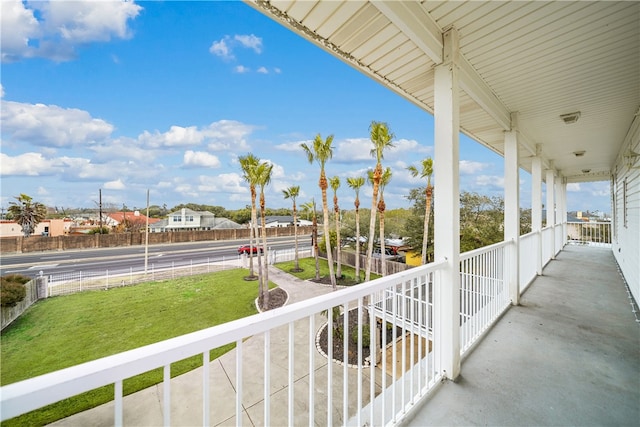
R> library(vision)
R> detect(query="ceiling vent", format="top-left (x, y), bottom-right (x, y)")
top-left (573, 150), bottom-right (586, 157)
top-left (582, 169), bottom-right (591, 174)
top-left (560, 112), bottom-right (581, 124)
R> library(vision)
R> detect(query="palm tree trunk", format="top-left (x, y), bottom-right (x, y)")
top-left (355, 206), bottom-right (361, 282)
top-left (422, 186), bottom-right (433, 264)
top-left (293, 202), bottom-right (300, 271)
top-left (321, 173), bottom-right (337, 290)
top-left (334, 203), bottom-right (342, 279)
top-left (313, 215), bottom-right (320, 280)
top-left (249, 189), bottom-right (257, 278)
top-left (365, 165), bottom-right (381, 281)
top-left (260, 194), bottom-right (269, 309)
top-left (379, 198), bottom-right (387, 276)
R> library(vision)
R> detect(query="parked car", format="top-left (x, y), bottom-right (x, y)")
top-left (372, 247), bottom-right (396, 258)
top-left (237, 245), bottom-right (264, 255)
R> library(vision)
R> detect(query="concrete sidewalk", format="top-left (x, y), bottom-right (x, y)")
top-left (51, 265), bottom-right (366, 426)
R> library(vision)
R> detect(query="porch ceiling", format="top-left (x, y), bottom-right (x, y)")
top-left (245, 1), bottom-right (640, 183)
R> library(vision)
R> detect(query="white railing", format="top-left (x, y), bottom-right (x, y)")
top-left (541, 226), bottom-right (554, 266)
top-left (459, 241), bottom-right (512, 355)
top-left (519, 231), bottom-right (538, 293)
top-left (554, 224), bottom-right (564, 254)
top-left (566, 221), bottom-right (612, 248)
top-left (1, 261), bottom-right (448, 427)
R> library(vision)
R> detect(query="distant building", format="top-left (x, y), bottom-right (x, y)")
top-left (262, 216), bottom-right (313, 228)
top-left (0, 219), bottom-right (72, 237)
top-left (149, 208), bottom-right (242, 232)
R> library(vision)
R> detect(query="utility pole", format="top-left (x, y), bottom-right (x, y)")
top-left (145, 189), bottom-right (150, 274)
top-left (99, 189), bottom-right (103, 233)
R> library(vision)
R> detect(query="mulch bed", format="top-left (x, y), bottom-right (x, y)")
top-left (261, 287), bottom-right (288, 310)
top-left (318, 309), bottom-right (371, 366)
top-left (310, 275), bottom-right (361, 287)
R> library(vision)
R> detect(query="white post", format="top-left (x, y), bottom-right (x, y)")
top-left (546, 168), bottom-right (556, 259)
top-left (433, 27), bottom-right (461, 381)
top-left (504, 122), bottom-right (520, 305)
top-left (531, 147), bottom-right (543, 275)
top-left (560, 178), bottom-right (568, 245)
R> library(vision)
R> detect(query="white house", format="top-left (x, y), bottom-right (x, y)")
top-left (149, 208), bottom-right (242, 232)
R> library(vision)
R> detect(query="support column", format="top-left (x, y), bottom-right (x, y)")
top-left (531, 145), bottom-right (543, 275)
top-left (433, 27), bottom-right (461, 381)
top-left (560, 177), bottom-right (568, 245)
top-left (546, 168), bottom-right (556, 259)
top-left (504, 120), bottom-right (520, 305)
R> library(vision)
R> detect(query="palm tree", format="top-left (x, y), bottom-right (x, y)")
top-left (8, 194), bottom-right (47, 238)
top-left (256, 161), bottom-right (274, 309)
top-left (301, 134), bottom-right (337, 290)
top-left (346, 176), bottom-right (365, 282)
top-left (238, 154), bottom-right (260, 280)
top-left (283, 185), bottom-right (303, 272)
top-left (365, 121), bottom-right (395, 281)
top-left (369, 168), bottom-right (392, 276)
top-left (329, 176), bottom-right (342, 279)
top-left (302, 199), bottom-right (321, 280)
top-left (407, 157), bottom-right (434, 264)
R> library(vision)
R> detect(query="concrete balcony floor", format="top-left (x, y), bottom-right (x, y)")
top-left (406, 245), bottom-right (640, 426)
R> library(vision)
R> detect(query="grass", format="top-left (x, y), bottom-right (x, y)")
top-left (275, 257), bottom-right (379, 285)
top-left (0, 269), bottom-right (273, 426)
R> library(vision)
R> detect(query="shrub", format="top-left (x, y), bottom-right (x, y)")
top-left (2, 274), bottom-right (30, 285)
top-left (1, 280), bottom-right (27, 307)
top-left (351, 324), bottom-right (371, 347)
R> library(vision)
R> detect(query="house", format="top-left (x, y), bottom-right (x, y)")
top-left (0, 218), bottom-right (72, 237)
top-left (262, 215), bottom-right (313, 228)
top-left (2, 3), bottom-right (637, 426)
top-left (103, 211), bottom-right (161, 230)
top-left (149, 208), bottom-right (242, 232)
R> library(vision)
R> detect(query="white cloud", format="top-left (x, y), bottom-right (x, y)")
top-left (209, 39), bottom-right (232, 59)
top-left (204, 120), bottom-right (253, 151)
top-left (1, 0), bottom-right (142, 62)
top-left (234, 65), bottom-right (250, 73)
top-left (0, 0), bottom-right (40, 61)
top-left (567, 183), bottom-right (581, 192)
top-left (0, 83), bottom-right (4, 98)
top-left (104, 178), bottom-right (126, 190)
top-left (183, 150), bottom-right (221, 168)
top-left (1, 100), bottom-right (114, 147)
top-left (91, 138), bottom-right (156, 163)
top-left (257, 66), bottom-right (268, 74)
top-left (475, 175), bottom-right (504, 189)
top-left (0, 152), bottom-right (59, 176)
top-left (139, 125), bottom-right (205, 148)
top-left (459, 160), bottom-right (487, 174)
top-left (234, 34), bottom-right (262, 53)
top-left (274, 68), bottom-right (282, 74)
top-left (36, 186), bottom-right (49, 196)
top-left (197, 173), bottom-right (247, 194)
top-left (275, 141), bottom-right (307, 152)
top-left (334, 138), bottom-right (373, 162)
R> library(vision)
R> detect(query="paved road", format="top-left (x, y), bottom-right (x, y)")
top-left (0, 236), bottom-right (305, 277)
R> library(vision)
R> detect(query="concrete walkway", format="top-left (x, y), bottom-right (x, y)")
top-left (51, 265), bottom-right (367, 426)
top-left (406, 245), bottom-right (640, 426)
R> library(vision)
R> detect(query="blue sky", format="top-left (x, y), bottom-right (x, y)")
top-left (0, 1), bottom-right (610, 215)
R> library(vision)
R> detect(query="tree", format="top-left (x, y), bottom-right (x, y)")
top-left (404, 187), bottom-right (434, 262)
top-left (346, 176), bottom-right (365, 282)
top-left (8, 194), bottom-right (47, 237)
top-left (365, 121), bottom-right (394, 281)
top-left (239, 154), bottom-right (261, 280)
top-left (459, 191), bottom-right (504, 252)
top-left (369, 167), bottom-right (392, 276)
top-left (407, 157), bottom-right (434, 265)
top-left (283, 185), bottom-right (303, 272)
top-left (329, 176), bottom-right (343, 279)
top-left (302, 199), bottom-right (321, 280)
top-left (256, 161), bottom-right (274, 310)
top-left (301, 134), bottom-right (337, 290)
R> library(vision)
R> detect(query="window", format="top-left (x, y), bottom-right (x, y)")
top-left (172, 215), bottom-right (181, 222)
top-left (186, 215), bottom-right (194, 222)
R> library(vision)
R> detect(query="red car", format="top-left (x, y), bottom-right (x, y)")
top-left (237, 245), bottom-right (264, 255)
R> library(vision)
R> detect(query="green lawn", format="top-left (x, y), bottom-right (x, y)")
top-left (275, 257), bottom-right (379, 285)
top-left (0, 269), bottom-right (272, 426)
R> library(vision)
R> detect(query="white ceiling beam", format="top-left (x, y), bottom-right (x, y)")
top-left (458, 56), bottom-right (511, 131)
top-left (371, 0), bottom-right (443, 63)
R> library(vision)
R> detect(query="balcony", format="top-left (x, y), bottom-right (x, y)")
top-left (3, 224), bottom-right (638, 426)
